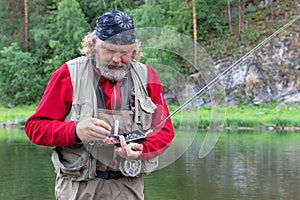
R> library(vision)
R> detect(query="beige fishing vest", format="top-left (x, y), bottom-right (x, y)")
top-left (51, 56), bottom-right (158, 181)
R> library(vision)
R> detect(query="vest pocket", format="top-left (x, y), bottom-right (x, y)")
top-left (52, 146), bottom-right (96, 181)
top-left (69, 99), bottom-right (93, 121)
top-left (137, 96), bottom-right (156, 130)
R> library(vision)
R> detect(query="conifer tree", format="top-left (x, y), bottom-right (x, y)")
top-left (46, 0), bottom-right (88, 73)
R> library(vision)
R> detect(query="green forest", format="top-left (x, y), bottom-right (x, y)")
top-left (0, 0), bottom-right (297, 106)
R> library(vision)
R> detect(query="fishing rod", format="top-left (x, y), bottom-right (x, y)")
top-left (105, 14), bottom-right (300, 145)
top-left (152, 14), bottom-right (300, 131)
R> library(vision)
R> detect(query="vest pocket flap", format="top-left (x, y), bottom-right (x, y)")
top-left (67, 99), bottom-right (94, 121)
top-left (138, 97), bottom-right (157, 113)
top-left (52, 147), bottom-right (89, 177)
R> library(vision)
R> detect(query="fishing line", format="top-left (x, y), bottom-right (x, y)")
top-left (153, 14), bottom-right (300, 133)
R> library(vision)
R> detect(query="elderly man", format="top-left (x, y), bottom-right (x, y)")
top-left (25, 10), bottom-right (174, 200)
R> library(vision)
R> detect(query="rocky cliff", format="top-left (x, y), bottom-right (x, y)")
top-left (218, 26), bottom-right (300, 106)
top-left (174, 15), bottom-right (300, 108)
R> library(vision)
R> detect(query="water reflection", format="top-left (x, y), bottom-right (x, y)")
top-left (1, 129), bottom-right (300, 200)
top-left (0, 128), bottom-right (54, 200)
top-left (144, 131), bottom-right (300, 200)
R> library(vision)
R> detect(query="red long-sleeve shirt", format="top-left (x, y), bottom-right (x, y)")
top-left (25, 63), bottom-right (174, 160)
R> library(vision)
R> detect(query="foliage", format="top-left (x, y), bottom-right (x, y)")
top-left (0, 0), bottom-right (295, 105)
top-left (129, 3), bottom-right (185, 89)
top-left (0, 0), bottom-right (47, 51)
top-left (44, 0), bottom-right (88, 74)
top-left (195, 0), bottom-right (228, 39)
top-left (0, 0), bottom-right (25, 50)
top-left (0, 43), bottom-right (45, 105)
top-left (78, 0), bottom-right (142, 27)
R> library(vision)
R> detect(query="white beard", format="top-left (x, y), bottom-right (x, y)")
top-left (94, 53), bottom-right (131, 81)
top-left (97, 64), bottom-right (129, 81)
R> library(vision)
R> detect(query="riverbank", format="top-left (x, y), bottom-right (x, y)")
top-left (0, 105), bottom-right (36, 128)
top-left (1, 103), bottom-right (300, 130)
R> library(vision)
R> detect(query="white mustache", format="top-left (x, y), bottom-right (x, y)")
top-left (97, 63), bottom-right (129, 81)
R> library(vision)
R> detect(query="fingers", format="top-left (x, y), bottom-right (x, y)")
top-left (76, 118), bottom-right (111, 141)
top-left (119, 135), bottom-right (127, 150)
top-left (85, 128), bottom-right (107, 140)
top-left (89, 119), bottom-right (111, 138)
top-left (115, 136), bottom-right (143, 160)
top-left (92, 118), bottom-right (111, 132)
top-left (130, 143), bottom-right (143, 151)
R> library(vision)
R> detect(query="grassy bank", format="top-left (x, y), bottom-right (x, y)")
top-left (1, 103), bottom-right (300, 129)
top-left (169, 103), bottom-right (300, 129)
top-left (0, 105), bottom-right (37, 126)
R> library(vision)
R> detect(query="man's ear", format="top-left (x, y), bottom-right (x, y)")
top-left (131, 50), bottom-right (137, 61)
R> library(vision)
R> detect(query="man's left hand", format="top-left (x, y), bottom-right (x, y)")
top-left (115, 135), bottom-right (143, 160)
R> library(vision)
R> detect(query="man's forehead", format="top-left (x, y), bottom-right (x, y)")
top-left (100, 40), bottom-right (135, 51)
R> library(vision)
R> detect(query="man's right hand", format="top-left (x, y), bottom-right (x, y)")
top-left (76, 118), bottom-right (111, 142)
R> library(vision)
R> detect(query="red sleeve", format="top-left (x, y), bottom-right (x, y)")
top-left (140, 66), bottom-right (175, 160)
top-left (25, 64), bottom-right (77, 146)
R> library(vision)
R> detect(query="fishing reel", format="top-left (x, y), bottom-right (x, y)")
top-left (119, 159), bottom-right (142, 177)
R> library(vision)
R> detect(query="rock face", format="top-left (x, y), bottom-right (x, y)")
top-left (175, 29), bottom-right (300, 107)
top-left (221, 31), bottom-right (300, 106)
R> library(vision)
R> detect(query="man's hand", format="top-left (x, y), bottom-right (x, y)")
top-left (115, 135), bottom-right (143, 160)
top-left (76, 118), bottom-right (111, 141)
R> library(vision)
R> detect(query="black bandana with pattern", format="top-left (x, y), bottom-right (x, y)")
top-left (96, 10), bottom-right (136, 45)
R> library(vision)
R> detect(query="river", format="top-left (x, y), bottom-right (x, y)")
top-left (1, 128), bottom-right (300, 200)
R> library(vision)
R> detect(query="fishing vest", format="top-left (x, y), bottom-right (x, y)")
top-left (51, 56), bottom-right (158, 181)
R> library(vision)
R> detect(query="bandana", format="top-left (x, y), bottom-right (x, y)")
top-left (96, 10), bottom-right (136, 45)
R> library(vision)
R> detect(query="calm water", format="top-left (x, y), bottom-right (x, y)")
top-left (1, 128), bottom-right (300, 200)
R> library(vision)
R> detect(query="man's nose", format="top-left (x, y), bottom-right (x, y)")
top-left (112, 56), bottom-right (121, 63)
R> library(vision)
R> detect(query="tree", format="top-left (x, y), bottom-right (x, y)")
top-left (0, 43), bottom-right (44, 104)
top-left (0, 0), bottom-right (25, 50)
top-left (241, 0), bottom-right (245, 32)
top-left (192, 0), bottom-right (198, 70)
top-left (24, 0), bottom-right (28, 52)
top-left (78, 0), bottom-right (142, 28)
top-left (270, 0), bottom-right (274, 20)
top-left (195, 0), bottom-right (227, 39)
top-left (0, 0), bottom-right (48, 52)
top-left (227, 0), bottom-right (232, 33)
top-left (238, 0), bottom-right (244, 46)
top-left (45, 0), bottom-right (88, 73)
